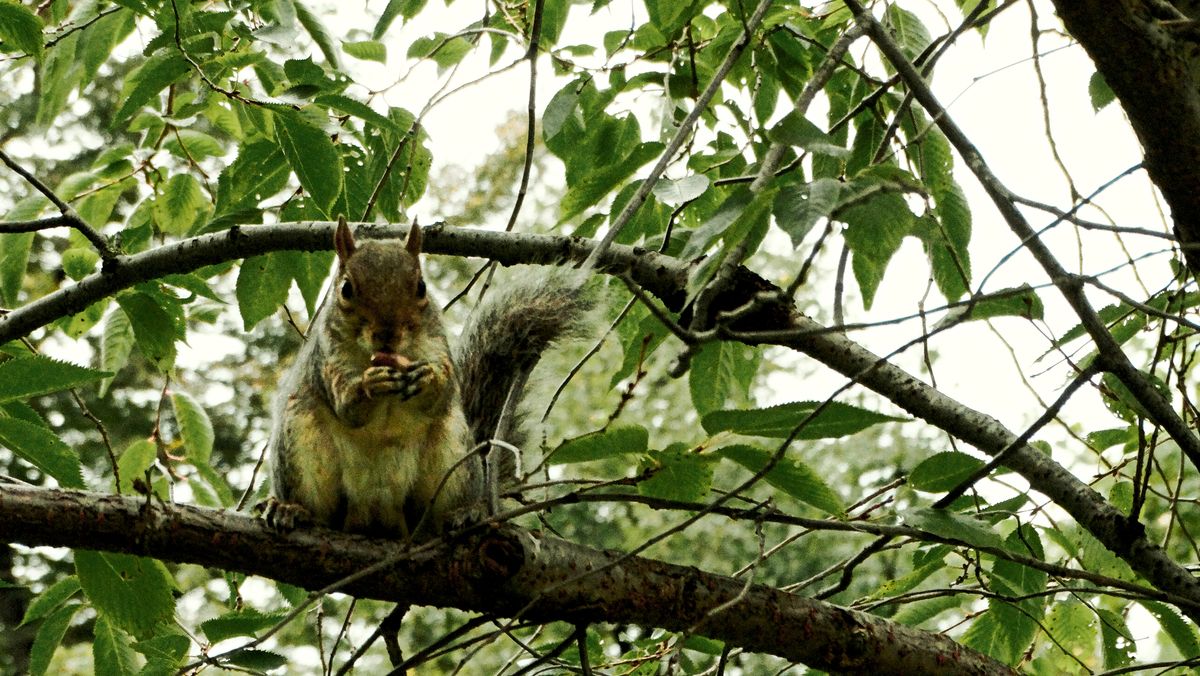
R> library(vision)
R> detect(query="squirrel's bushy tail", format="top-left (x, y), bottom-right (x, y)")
top-left (454, 268), bottom-right (594, 456)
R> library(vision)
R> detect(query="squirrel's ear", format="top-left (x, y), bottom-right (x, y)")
top-left (334, 216), bottom-right (356, 263)
top-left (405, 219), bottom-right (422, 257)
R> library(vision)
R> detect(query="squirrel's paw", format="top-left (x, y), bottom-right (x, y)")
top-left (255, 497), bottom-right (314, 531)
top-left (362, 361), bottom-right (434, 401)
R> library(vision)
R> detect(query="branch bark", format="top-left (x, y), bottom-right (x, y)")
top-left (1048, 0), bottom-right (1200, 273)
top-left (4, 225), bottom-right (1199, 623)
top-left (0, 484), bottom-right (1015, 675)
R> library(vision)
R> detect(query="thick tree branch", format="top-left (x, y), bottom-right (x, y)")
top-left (0, 484), bottom-right (1015, 675)
top-left (0, 223), bottom-right (687, 346)
top-left (4, 224), bottom-right (1200, 623)
top-left (1047, 0), bottom-right (1200, 273)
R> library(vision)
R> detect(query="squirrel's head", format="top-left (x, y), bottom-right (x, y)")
top-left (331, 217), bottom-right (430, 354)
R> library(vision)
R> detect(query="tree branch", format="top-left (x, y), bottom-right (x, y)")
top-left (0, 484), bottom-right (1015, 675)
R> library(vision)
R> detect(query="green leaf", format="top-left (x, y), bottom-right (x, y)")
top-left (62, 248), bottom-right (101, 281)
top-left (1, 231), bottom-right (35, 305)
top-left (201, 609), bottom-right (292, 643)
top-left (222, 649), bottom-right (288, 671)
top-left (688, 340), bottom-right (759, 416)
top-left (236, 253), bottom-right (293, 330)
top-left (117, 439), bottom-right (157, 494)
top-left (0, 0), bottom-right (43, 60)
top-left (716, 444), bottom-right (844, 516)
top-left (701, 400), bottom-right (904, 439)
top-left (842, 190), bottom-right (914, 309)
top-left (773, 178), bottom-right (840, 249)
top-left (960, 600), bottom-right (1036, 665)
top-left (891, 594), bottom-right (962, 628)
top-left (1089, 71), bottom-right (1115, 112)
top-left (550, 425), bottom-right (649, 464)
top-left (112, 51), bottom-right (190, 125)
top-left (651, 175), bottom-right (709, 207)
top-left (408, 33), bottom-right (472, 70)
top-left (275, 109), bottom-right (344, 216)
top-left (314, 94), bottom-right (401, 132)
top-left (0, 418), bottom-right (73, 488)
top-left (638, 446), bottom-right (715, 502)
top-left (162, 129), bottom-right (225, 159)
top-left (939, 285), bottom-right (1044, 325)
top-left (558, 141), bottom-right (663, 224)
top-left (75, 550), bottom-right (175, 639)
top-left (214, 140), bottom-right (290, 218)
top-left (98, 309), bottom-right (135, 397)
top-left (903, 507), bottom-right (1003, 549)
top-left (373, 0), bottom-right (426, 39)
top-left (30, 603), bottom-right (79, 676)
top-left (0, 355), bottom-right (111, 403)
top-left (767, 113), bottom-right (849, 158)
top-left (908, 451), bottom-right (985, 492)
top-left (171, 390), bottom-right (214, 464)
top-left (292, 0), bottom-right (341, 68)
top-left (883, 4), bottom-right (932, 60)
top-left (92, 614), bottom-right (138, 676)
top-left (132, 633), bottom-right (189, 673)
top-left (21, 576), bottom-right (81, 626)
top-left (154, 174), bottom-right (206, 235)
top-left (1141, 600), bottom-right (1200, 660)
top-left (1098, 608), bottom-right (1135, 670)
top-left (543, 81), bottom-right (582, 141)
top-left (116, 292), bottom-right (179, 371)
top-left (1033, 599), bottom-right (1095, 673)
top-left (342, 39), bottom-right (386, 62)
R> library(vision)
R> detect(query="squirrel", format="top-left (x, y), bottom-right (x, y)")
top-left (261, 217), bottom-right (591, 538)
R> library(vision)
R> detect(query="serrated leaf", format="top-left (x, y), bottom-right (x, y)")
top-left (701, 400), bottom-right (904, 439)
top-left (1141, 600), bottom-right (1200, 660)
top-left (938, 285), bottom-right (1043, 326)
top-left (0, 355), bottom-right (110, 403)
top-left (201, 609), bottom-right (291, 643)
top-left (773, 178), bottom-right (840, 249)
top-left (132, 632), bottom-right (189, 672)
top-left (0, 0), bottom-right (43, 60)
top-left (236, 253), bottom-right (293, 330)
top-left (1033, 599), bottom-right (1094, 672)
top-left (716, 444), bottom-right (844, 515)
top-left (891, 594), bottom-right (962, 628)
top-left (171, 390), bottom-right (214, 464)
top-left (76, 550), bottom-right (175, 639)
top-left (543, 81), bottom-right (582, 141)
top-left (558, 141), bottom-right (663, 224)
top-left (275, 110), bottom-right (344, 216)
top-left (92, 614), bottom-right (138, 676)
top-left (651, 175), bottom-right (709, 207)
top-left (163, 129), bottom-right (225, 159)
top-left (116, 293), bottom-right (178, 371)
top-left (904, 507), bottom-right (1003, 549)
top-left (883, 4), bottom-right (932, 60)
top-left (908, 451), bottom-right (985, 492)
top-left (60, 299), bottom-right (108, 339)
top-left (342, 39), bottom-right (386, 62)
top-left (767, 112), bottom-right (849, 158)
top-left (373, 0), bottom-right (426, 39)
top-left (960, 601), bottom-right (1036, 665)
top-left (98, 309), bottom-right (135, 397)
top-left (314, 94), bottom-right (401, 132)
top-left (688, 340), bottom-right (759, 416)
top-left (154, 174), bottom-right (205, 235)
top-left (550, 425), bottom-right (649, 464)
top-left (117, 439), bottom-right (157, 494)
top-left (30, 603), bottom-right (78, 676)
top-left (22, 576), bottom-right (81, 626)
top-left (638, 447), bottom-right (715, 502)
top-left (113, 51), bottom-right (189, 124)
top-left (223, 649), bottom-right (288, 671)
top-left (62, 247), bottom-right (100, 281)
top-left (1098, 608), bottom-right (1135, 670)
top-left (292, 0), bottom-right (340, 68)
top-left (842, 191), bottom-right (915, 309)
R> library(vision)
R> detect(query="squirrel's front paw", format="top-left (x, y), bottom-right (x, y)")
top-left (362, 361), bottom-right (434, 401)
top-left (255, 497), bottom-right (314, 531)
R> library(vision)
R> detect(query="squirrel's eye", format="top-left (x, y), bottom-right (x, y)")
top-left (340, 279), bottom-right (354, 300)
top-left (416, 279), bottom-right (426, 299)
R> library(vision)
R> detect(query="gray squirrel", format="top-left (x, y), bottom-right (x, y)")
top-left (261, 217), bottom-right (591, 537)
